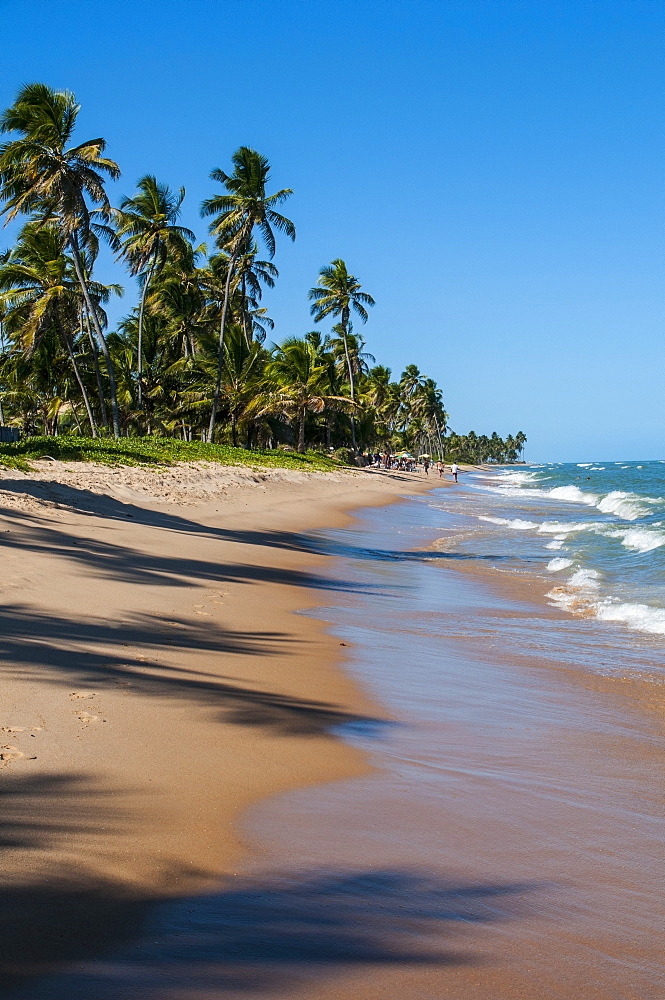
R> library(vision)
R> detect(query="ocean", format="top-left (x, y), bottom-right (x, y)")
top-left (469, 461), bottom-right (665, 623)
top-left (421, 460), bottom-right (665, 685)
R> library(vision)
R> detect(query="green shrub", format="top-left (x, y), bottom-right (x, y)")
top-left (332, 447), bottom-right (354, 465)
top-left (0, 436), bottom-right (345, 473)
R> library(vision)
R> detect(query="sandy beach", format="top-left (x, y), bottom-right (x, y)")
top-left (0, 460), bottom-right (435, 992)
top-left (3, 463), bottom-right (664, 1000)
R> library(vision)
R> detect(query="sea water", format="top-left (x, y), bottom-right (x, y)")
top-left (430, 461), bottom-right (665, 658)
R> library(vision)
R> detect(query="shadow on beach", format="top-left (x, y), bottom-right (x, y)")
top-left (0, 481), bottom-right (401, 736)
top-left (0, 601), bottom-right (386, 736)
top-left (0, 771), bottom-right (540, 997)
top-left (0, 477), bottom-right (508, 581)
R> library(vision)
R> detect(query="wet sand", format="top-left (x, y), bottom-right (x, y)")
top-left (237, 498), bottom-right (665, 1000)
top-left (2, 468), bottom-right (663, 998)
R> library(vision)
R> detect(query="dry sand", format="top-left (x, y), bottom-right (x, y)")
top-left (0, 459), bottom-right (436, 989)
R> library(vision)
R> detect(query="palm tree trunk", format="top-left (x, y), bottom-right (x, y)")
top-left (83, 305), bottom-right (108, 430)
top-left (298, 406), bottom-right (306, 453)
top-left (60, 323), bottom-right (97, 437)
top-left (340, 308), bottom-right (357, 452)
top-left (343, 332), bottom-right (357, 452)
top-left (70, 402), bottom-right (83, 434)
top-left (69, 233), bottom-right (121, 437)
top-left (241, 274), bottom-right (251, 348)
top-left (0, 317), bottom-right (5, 425)
top-left (136, 260), bottom-right (155, 411)
top-left (207, 253), bottom-right (237, 443)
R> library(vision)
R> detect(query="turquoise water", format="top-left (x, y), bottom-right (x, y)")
top-left (436, 461), bottom-right (665, 643)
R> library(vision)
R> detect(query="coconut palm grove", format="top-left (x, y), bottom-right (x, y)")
top-left (0, 84), bottom-right (525, 465)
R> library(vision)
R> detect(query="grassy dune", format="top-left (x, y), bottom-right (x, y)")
top-left (0, 436), bottom-right (346, 473)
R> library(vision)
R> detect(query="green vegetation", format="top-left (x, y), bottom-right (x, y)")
top-left (0, 83), bottom-right (525, 465)
top-left (0, 436), bottom-right (342, 472)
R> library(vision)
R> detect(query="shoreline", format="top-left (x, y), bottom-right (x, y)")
top-left (430, 475), bottom-right (665, 724)
top-left (234, 485), bottom-right (665, 1000)
top-left (0, 459), bottom-right (439, 989)
top-left (4, 463), bottom-right (663, 997)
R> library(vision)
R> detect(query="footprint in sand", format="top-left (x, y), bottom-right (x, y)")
top-left (76, 711), bottom-right (99, 724)
top-left (1, 726), bottom-right (25, 733)
top-left (70, 691), bottom-right (96, 700)
top-left (1, 745), bottom-right (24, 762)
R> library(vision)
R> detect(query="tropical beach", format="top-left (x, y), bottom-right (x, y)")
top-left (1, 0), bottom-right (663, 996)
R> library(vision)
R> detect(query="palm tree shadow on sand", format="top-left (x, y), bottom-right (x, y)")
top-left (1, 773), bottom-right (544, 998)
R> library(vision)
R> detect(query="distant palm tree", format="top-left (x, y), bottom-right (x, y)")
top-left (0, 83), bottom-right (122, 435)
top-left (308, 259), bottom-right (374, 451)
top-left (515, 430), bottom-right (527, 460)
top-left (200, 147), bottom-right (295, 441)
top-left (152, 241), bottom-right (207, 360)
top-left (221, 323), bottom-right (267, 446)
top-left (262, 337), bottom-right (349, 452)
top-left (232, 243), bottom-right (278, 346)
top-left (115, 175), bottom-right (195, 410)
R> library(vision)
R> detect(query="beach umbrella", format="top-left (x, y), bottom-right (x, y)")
top-left (419, 453), bottom-right (430, 458)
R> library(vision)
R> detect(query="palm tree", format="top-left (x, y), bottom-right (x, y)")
top-left (115, 175), bottom-right (195, 411)
top-left (0, 83), bottom-right (122, 435)
top-left (200, 147), bottom-right (295, 441)
top-left (262, 337), bottom-right (349, 453)
top-left (0, 295), bottom-right (6, 425)
top-left (0, 221), bottom-right (99, 434)
top-left (221, 323), bottom-right (267, 446)
top-left (233, 243), bottom-right (278, 346)
top-left (363, 365), bottom-right (400, 446)
top-left (515, 430), bottom-right (527, 461)
top-left (308, 259), bottom-right (375, 451)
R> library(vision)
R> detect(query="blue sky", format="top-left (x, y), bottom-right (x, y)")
top-left (1, 0), bottom-right (662, 460)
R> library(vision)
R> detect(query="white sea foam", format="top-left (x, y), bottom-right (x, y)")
top-left (480, 473), bottom-right (664, 525)
top-left (596, 491), bottom-right (652, 521)
top-left (546, 556), bottom-right (665, 636)
top-left (569, 568), bottom-right (600, 589)
top-left (478, 516), bottom-right (539, 530)
top-left (548, 485), bottom-right (598, 505)
top-left (547, 558), bottom-right (574, 572)
top-left (594, 601), bottom-right (665, 635)
top-left (546, 567), bottom-right (601, 617)
top-left (577, 463), bottom-right (593, 468)
top-left (536, 520), bottom-right (598, 535)
top-left (603, 526), bottom-right (665, 553)
top-left (495, 470), bottom-right (542, 487)
top-left (545, 538), bottom-right (565, 550)
top-left (590, 466), bottom-right (605, 471)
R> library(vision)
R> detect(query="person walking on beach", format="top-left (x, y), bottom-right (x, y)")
top-left (437, 460), bottom-right (444, 478)
top-left (451, 462), bottom-right (459, 483)
top-left (423, 458), bottom-right (430, 475)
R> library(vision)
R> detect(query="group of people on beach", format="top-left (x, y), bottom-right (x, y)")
top-left (433, 460), bottom-right (460, 481)
top-left (365, 453), bottom-right (460, 481)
